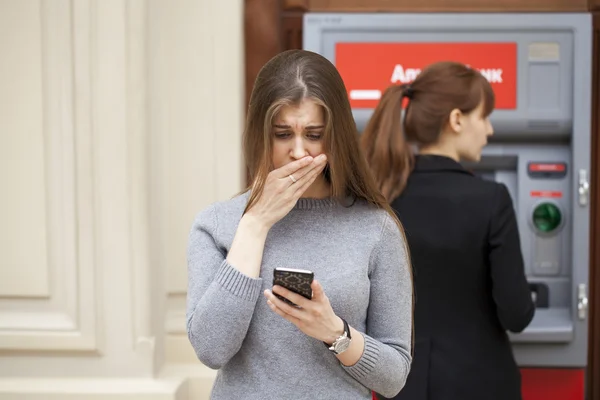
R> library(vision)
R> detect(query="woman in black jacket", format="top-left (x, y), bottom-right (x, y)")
top-left (361, 61), bottom-right (535, 400)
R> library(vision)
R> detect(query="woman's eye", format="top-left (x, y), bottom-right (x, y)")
top-left (274, 132), bottom-right (291, 139)
top-left (307, 133), bottom-right (322, 141)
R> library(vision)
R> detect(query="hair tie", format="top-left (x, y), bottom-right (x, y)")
top-left (401, 84), bottom-right (414, 99)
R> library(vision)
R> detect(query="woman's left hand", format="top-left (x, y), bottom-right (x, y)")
top-left (264, 280), bottom-right (344, 344)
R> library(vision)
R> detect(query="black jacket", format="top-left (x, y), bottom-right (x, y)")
top-left (380, 155), bottom-right (535, 400)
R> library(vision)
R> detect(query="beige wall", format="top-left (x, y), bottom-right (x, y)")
top-left (0, 0), bottom-right (243, 398)
top-left (149, 0), bottom-right (244, 366)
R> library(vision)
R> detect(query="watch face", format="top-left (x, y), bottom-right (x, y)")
top-left (334, 337), bottom-right (351, 354)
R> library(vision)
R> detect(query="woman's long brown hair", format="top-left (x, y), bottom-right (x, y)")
top-left (361, 61), bottom-right (495, 202)
top-left (242, 49), bottom-right (415, 351)
top-left (243, 49), bottom-right (405, 227)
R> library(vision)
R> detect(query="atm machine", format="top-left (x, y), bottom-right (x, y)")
top-left (304, 13), bottom-right (592, 399)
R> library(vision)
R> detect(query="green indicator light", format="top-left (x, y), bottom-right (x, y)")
top-left (532, 203), bottom-right (562, 233)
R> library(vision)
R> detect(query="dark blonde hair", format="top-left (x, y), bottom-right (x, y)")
top-left (361, 61), bottom-right (495, 202)
top-left (243, 49), bottom-right (415, 353)
top-left (244, 49), bottom-right (403, 221)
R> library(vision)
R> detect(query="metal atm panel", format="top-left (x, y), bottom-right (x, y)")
top-left (303, 13), bottom-right (592, 369)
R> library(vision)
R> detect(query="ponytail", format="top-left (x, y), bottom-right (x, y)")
top-left (361, 84), bottom-right (415, 202)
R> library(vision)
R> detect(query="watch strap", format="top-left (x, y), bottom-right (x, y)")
top-left (323, 318), bottom-right (350, 348)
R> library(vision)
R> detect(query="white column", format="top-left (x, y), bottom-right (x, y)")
top-left (148, 0), bottom-right (244, 365)
top-left (150, 0), bottom-right (244, 395)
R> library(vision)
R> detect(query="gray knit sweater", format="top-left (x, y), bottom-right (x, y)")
top-left (186, 193), bottom-right (413, 399)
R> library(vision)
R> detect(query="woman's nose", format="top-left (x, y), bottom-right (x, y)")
top-left (487, 119), bottom-right (494, 136)
top-left (290, 136), bottom-right (308, 159)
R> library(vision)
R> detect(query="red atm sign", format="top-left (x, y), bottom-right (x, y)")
top-left (335, 42), bottom-right (518, 109)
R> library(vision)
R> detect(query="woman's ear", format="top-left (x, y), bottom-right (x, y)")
top-left (448, 108), bottom-right (463, 134)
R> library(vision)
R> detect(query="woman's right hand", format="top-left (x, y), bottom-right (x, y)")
top-left (246, 154), bottom-right (328, 229)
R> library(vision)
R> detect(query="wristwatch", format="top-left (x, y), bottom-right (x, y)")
top-left (324, 318), bottom-right (352, 355)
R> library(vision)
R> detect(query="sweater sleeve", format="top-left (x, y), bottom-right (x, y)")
top-left (342, 214), bottom-right (413, 398)
top-left (185, 204), bottom-right (263, 369)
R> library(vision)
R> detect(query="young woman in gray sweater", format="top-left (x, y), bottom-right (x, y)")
top-left (186, 49), bottom-right (413, 400)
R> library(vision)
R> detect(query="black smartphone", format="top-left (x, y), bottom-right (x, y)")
top-left (272, 267), bottom-right (314, 307)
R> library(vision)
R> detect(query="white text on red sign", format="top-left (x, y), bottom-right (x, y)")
top-left (391, 65), bottom-right (505, 84)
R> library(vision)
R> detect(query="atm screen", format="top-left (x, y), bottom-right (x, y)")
top-left (462, 155), bottom-right (518, 175)
top-left (475, 171), bottom-right (497, 182)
